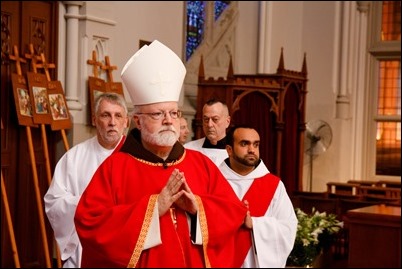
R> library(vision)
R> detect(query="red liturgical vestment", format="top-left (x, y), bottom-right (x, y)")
top-left (75, 131), bottom-right (247, 268)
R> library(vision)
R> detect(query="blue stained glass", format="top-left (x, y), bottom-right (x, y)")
top-left (186, 1), bottom-right (205, 61)
top-left (214, 1), bottom-right (230, 21)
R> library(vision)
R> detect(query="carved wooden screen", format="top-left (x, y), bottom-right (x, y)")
top-left (194, 51), bottom-right (307, 194)
top-left (281, 81), bottom-right (306, 193)
top-left (231, 89), bottom-right (279, 175)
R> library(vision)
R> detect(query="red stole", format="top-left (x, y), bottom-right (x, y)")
top-left (233, 173), bottom-right (280, 267)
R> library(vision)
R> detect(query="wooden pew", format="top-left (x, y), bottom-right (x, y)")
top-left (327, 182), bottom-right (360, 196)
top-left (290, 191), bottom-right (328, 209)
top-left (291, 187), bottom-right (401, 264)
top-left (363, 195), bottom-right (401, 206)
top-left (377, 180), bottom-right (401, 189)
top-left (295, 195), bottom-right (338, 216)
top-left (357, 185), bottom-right (401, 199)
top-left (327, 192), bottom-right (362, 200)
top-left (347, 179), bottom-right (378, 187)
top-left (291, 190), bottom-right (328, 198)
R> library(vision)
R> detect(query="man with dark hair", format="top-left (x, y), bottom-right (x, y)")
top-left (220, 124), bottom-right (297, 268)
top-left (184, 98), bottom-right (230, 166)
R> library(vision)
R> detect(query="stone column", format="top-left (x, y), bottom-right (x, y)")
top-left (257, 1), bottom-right (272, 74)
top-left (63, 1), bottom-right (84, 111)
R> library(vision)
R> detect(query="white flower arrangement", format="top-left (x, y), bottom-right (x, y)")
top-left (287, 207), bottom-right (344, 267)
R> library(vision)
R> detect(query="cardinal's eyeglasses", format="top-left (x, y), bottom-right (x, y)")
top-left (136, 110), bottom-right (182, 120)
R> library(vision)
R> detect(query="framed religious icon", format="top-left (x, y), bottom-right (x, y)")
top-left (88, 76), bottom-right (107, 126)
top-left (11, 73), bottom-right (38, 127)
top-left (47, 80), bottom-right (72, 130)
top-left (27, 72), bottom-right (52, 124)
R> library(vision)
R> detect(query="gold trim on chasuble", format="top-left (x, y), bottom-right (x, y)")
top-left (196, 195), bottom-right (211, 268)
top-left (127, 194), bottom-right (157, 268)
top-left (132, 151), bottom-right (186, 167)
top-left (125, 154), bottom-right (211, 268)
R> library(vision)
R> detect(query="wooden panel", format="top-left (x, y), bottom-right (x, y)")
top-left (1, 4), bottom-right (20, 267)
top-left (1, 1), bottom-right (59, 268)
top-left (346, 205), bottom-right (401, 268)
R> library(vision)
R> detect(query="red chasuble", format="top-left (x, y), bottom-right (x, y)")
top-left (75, 149), bottom-right (247, 268)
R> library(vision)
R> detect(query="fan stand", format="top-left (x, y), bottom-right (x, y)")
top-left (309, 150), bottom-right (313, 191)
top-left (308, 137), bottom-right (319, 191)
top-left (305, 120), bottom-right (332, 191)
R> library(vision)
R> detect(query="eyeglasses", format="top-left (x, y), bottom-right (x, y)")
top-left (136, 110), bottom-right (182, 120)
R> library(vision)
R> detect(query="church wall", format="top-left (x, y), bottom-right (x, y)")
top-left (59, 1), bottom-right (185, 147)
top-left (57, 1), bottom-right (372, 192)
top-left (300, 1), bottom-right (349, 192)
top-left (235, 1), bottom-right (259, 74)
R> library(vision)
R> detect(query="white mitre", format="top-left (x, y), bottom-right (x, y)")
top-left (121, 40), bottom-right (186, 105)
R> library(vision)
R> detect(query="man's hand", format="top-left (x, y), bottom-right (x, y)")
top-left (157, 169), bottom-right (198, 216)
top-left (243, 200), bottom-right (253, 229)
top-left (158, 169), bottom-right (185, 216)
top-left (174, 179), bottom-right (198, 215)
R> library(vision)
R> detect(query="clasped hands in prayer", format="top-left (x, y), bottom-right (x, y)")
top-left (158, 168), bottom-right (253, 229)
top-left (158, 168), bottom-right (198, 216)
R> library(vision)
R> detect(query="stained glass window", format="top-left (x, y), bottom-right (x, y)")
top-left (214, 1), bottom-right (231, 21)
top-left (185, 1), bottom-right (231, 61)
top-left (186, 1), bottom-right (205, 61)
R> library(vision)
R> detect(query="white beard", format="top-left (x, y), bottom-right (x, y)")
top-left (142, 125), bottom-right (179, 146)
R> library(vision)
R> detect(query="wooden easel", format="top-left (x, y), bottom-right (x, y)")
top-left (1, 118), bottom-right (20, 268)
top-left (87, 50), bottom-right (107, 126)
top-left (26, 45), bottom-right (64, 268)
top-left (9, 45), bottom-right (52, 268)
top-left (25, 45), bottom-right (53, 187)
top-left (36, 52), bottom-right (71, 151)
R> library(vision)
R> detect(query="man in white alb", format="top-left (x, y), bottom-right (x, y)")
top-left (219, 124), bottom-right (297, 268)
top-left (44, 93), bottom-right (129, 267)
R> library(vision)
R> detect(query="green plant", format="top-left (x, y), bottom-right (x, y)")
top-left (286, 207), bottom-right (344, 267)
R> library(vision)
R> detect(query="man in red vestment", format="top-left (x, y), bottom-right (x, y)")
top-left (74, 40), bottom-right (248, 268)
